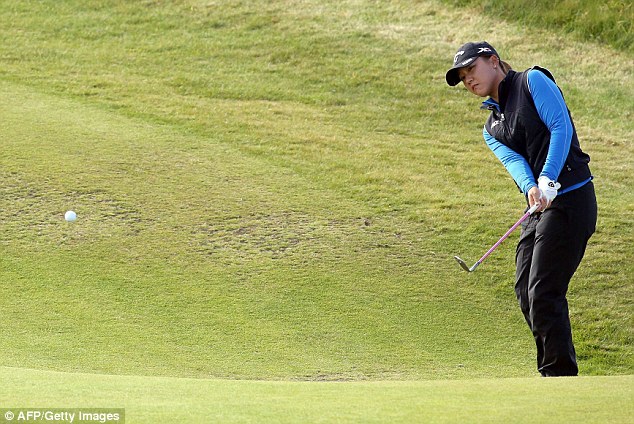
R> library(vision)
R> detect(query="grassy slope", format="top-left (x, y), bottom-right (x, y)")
top-left (0, 71), bottom-right (530, 381)
top-left (1, 367), bottom-right (632, 423)
top-left (0, 0), bottom-right (632, 417)
top-left (439, 0), bottom-right (633, 51)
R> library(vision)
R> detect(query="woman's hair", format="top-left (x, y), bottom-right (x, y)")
top-left (499, 60), bottom-right (513, 73)
top-left (484, 55), bottom-right (513, 74)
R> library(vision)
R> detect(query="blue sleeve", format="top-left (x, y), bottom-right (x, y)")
top-left (483, 127), bottom-right (536, 194)
top-left (527, 69), bottom-right (573, 181)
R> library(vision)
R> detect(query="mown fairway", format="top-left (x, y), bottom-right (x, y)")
top-left (0, 0), bottom-right (632, 422)
top-left (1, 367), bottom-right (633, 423)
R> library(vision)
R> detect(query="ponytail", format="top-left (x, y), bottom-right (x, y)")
top-left (499, 60), bottom-right (513, 73)
top-left (485, 55), bottom-right (512, 74)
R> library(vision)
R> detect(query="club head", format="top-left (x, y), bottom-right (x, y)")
top-left (454, 256), bottom-right (472, 272)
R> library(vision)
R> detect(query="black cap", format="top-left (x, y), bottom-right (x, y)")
top-left (445, 41), bottom-right (499, 86)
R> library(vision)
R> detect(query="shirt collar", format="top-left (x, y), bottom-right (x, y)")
top-left (481, 97), bottom-right (500, 112)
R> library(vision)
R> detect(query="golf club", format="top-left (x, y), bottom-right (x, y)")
top-left (454, 203), bottom-right (540, 272)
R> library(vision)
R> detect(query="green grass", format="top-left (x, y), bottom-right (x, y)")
top-left (1, 80), bottom-right (532, 380)
top-left (0, 0), bottom-right (632, 421)
top-left (1, 367), bottom-right (632, 423)
top-left (440, 0), bottom-right (633, 51)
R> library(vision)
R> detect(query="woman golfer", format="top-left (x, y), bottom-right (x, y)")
top-left (446, 41), bottom-right (597, 376)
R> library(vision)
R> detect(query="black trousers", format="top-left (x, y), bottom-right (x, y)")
top-left (515, 182), bottom-right (597, 376)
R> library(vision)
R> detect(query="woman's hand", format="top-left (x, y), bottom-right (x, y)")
top-left (528, 186), bottom-right (548, 212)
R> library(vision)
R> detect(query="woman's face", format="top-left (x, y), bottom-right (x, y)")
top-left (458, 56), bottom-right (500, 98)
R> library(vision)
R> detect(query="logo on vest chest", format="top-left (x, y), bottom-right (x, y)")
top-left (491, 113), bottom-right (504, 129)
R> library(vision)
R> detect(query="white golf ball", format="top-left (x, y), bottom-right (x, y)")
top-left (65, 210), bottom-right (77, 222)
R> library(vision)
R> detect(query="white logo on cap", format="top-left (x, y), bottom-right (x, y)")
top-left (478, 47), bottom-right (492, 53)
top-left (454, 50), bottom-right (465, 64)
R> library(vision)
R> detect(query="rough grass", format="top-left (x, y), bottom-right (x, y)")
top-left (440, 0), bottom-right (633, 51)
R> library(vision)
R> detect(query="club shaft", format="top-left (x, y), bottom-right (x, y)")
top-left (476, 204), bottom-right (539, 264)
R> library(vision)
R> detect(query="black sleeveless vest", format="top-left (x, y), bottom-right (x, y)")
top-left (483, 67), bottom-right (591, 191)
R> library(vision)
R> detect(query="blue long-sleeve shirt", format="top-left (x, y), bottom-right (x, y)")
top-left (483, 69), bottom-right (591, 195)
